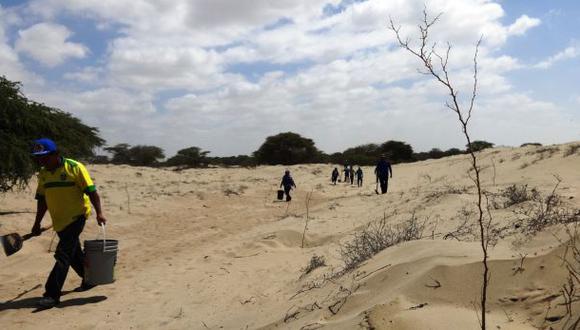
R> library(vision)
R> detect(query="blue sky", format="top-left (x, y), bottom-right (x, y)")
top-left (0, 0), bottom-right (578, 157)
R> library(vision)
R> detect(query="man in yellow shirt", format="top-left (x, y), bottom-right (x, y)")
top-left (30, 138), bottom-right (107, 308)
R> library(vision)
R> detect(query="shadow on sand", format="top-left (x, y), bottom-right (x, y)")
top-left (0, 295), bottom-right (107, 313)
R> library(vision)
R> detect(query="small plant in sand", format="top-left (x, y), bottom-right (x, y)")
top-left (301, 255), bottom-right (327, 277)
top-left (340, 213), bottom-right (426, 272)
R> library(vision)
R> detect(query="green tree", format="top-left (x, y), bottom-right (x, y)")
top-left (104, 143), bottom-right (131, 164)
top-left (104, 144), bottom-right (164, 166)
top-left (253, 132), bottom-right (323, 165)
top-left (379, 140), bottom-right (414, 163)
top-left (0, 76), bottom-right (104, 192)
top-left (342, 143), bottom-right (380, 165)
top-left (467, 140), bottom-right (494, 152)
top-left (127, 145), bottom-right (165, 166)
top-left (166, 146), bottom-right (210, 168)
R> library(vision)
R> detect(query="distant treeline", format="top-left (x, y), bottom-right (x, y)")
top-left (92, 133), bottom-right (497, 168)
top-left (1, 75), bottom-right (536, 191)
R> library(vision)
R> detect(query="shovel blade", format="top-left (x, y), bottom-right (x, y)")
top-left (1, 233), bottom-right (24, 257)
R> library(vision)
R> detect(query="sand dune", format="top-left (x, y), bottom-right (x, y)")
top-left (1, 142), bottom-right (579, 329)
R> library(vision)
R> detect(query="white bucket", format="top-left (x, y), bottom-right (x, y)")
top-left (84, 224), bottom-right (118, 285)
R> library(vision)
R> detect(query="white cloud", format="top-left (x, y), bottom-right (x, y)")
top-left (15, 22), bottom-right (88, 67)
top-left (4, 0), bottom-right (577, 156)
top-left (534, 45), bottom-right (580, 69)
top-left (63, 66), bottom-right (103, 83)
top-left (507, 15), bottom-right (541, 36)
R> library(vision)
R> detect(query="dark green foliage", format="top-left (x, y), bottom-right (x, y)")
top-left (379, 140), bottom-right (414, 163)
top-left (467, 140), bottom-right (494, 152)
top-left (253, 132), bottom-right (324, 165)
top-left (342, 143), bottom-right (380, 165)
top-left (414, 147), bottom-right (465, 161)
top-left (0, 76), bottom-right (104, 192)
top-left (520, 142), bottom-right (542, 147)
top-left (207, 155), bottom-right (257, 167)
top-left (104, 143), bottom-right (164, 166)
top-left (166, 146), bottom-right (210, 168)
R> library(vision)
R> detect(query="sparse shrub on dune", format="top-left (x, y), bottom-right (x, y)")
top-left (301, 255), bottom-right (326, 278)
top-left (564, 144), bottom-right (580, 157)
top-left (491, 184), bottom-right (539, 209)
top-left (339, 213), bottom-right (426, 272)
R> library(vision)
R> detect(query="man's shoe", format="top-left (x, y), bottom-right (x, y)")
top-left (37, 296), bottom-right (58, 308)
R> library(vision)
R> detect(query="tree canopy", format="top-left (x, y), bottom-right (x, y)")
top-left (104, 144), bottom-right (165, 167)
top-left (253, 132), bottom-right (323, 165)
top-left (166, 146), bottom-right (210, 168)
top-left (467, 140), bottom-right (494, 152)
top-left (0, 76), bottom-right (104, 192)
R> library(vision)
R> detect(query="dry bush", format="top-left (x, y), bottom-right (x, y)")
top-left (492, 184), bottom-right (539, 209)
top-left (301, 255), bottom-right (326, 277)
top-left (424, 185), bottom-right (469, 202)
top-left (340, 213), bottom-right (426, 272)
top-left (444, 206), bottom-right (479, 242)
top-left (560, 225), bottom-right (580, 329)
top-left (564, 144), bottom-right (580, 157)
top-left (512, 180), bottom-right (580, 235)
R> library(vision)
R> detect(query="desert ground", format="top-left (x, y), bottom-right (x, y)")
top-left (1, 143), bottom-right (579, 329)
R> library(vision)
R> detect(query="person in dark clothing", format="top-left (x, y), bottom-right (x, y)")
top-left (349, 165), bottom-right (355, 185)
top-left (355, 166), bottom-right (363, 187)
top-left (280, 170), bottom-right (296, 202)
top-left (331, 167), bottom-right (339, 185)
top-left (374, 155), bottom-right (393, 194)
top-left (343, 164), bottom-right (350, 183)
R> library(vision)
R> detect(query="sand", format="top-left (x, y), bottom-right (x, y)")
top-left (1, 142), bottom-right (579, 329)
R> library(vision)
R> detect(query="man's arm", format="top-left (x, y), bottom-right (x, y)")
top-left (87, 191), bottom-right (107, 225)
top-left (31, 198), bottom-right (48, 235)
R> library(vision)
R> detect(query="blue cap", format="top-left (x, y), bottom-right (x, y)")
top-left (31, 138), bottom-right (57, 156)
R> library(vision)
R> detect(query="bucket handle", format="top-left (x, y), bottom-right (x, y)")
top-left (98, 223), bottom-right (116, 253)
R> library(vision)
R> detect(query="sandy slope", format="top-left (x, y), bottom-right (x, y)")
top-left (1, 142), bottom-right (579, 329)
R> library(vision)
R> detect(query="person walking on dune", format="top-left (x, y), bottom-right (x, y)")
top-left (355, 166), bottom-right (364, 187)
top-left (374, 155), bottom-right (393, 194)
top-left (349, 165), bottom-right (355, 185)
top-left (280, 170), bottom-right (297, 202)
top-left (30, 138), bottom-right (108, 308)
top-left (331, 167), bottom-right (339, 185)
top-left (343, 164), bottom-right (350, 183)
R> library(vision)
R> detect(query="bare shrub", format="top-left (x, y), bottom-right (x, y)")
top-left (492, 184), bottom-right (539, 209)
top-left (564, 144), bottom-right (580, 157)
top-left (513, 179), bottom-right (580, 235)
top-left (301, 255), bottom-right (326, 277)
top-left (340, 213), bottom-right (426, 272)
top-left (559, 225), bottom-right (580, 329)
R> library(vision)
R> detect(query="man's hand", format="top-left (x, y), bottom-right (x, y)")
top-left (31, 223), bottom-right (42, 236)
top-left (96, 214), bottom-right (107, 225)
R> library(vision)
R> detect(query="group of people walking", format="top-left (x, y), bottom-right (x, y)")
top-left (280, 154), bottom-right (393, 202)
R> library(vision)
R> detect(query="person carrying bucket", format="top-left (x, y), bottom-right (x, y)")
top-left (29, 138), bottom-right (108, 308)
top-left (280, 170), bottom-right (296, 202)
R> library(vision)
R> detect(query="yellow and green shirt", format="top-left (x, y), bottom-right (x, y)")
top-left (35, 158), bottom-right (96, 232)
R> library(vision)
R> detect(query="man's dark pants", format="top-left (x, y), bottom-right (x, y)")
top-left (44, 217), bottom-right (86, 301)
top-left (378, 177), bottom-right (389, 194)
top-left (284, 187), bottom-right (292, 201)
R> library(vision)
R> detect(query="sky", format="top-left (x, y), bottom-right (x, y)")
top-left (1, 0), bottom-right (579, 157)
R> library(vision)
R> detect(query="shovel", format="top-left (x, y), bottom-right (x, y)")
top-left (1, 226), bottom-right (51, 257)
